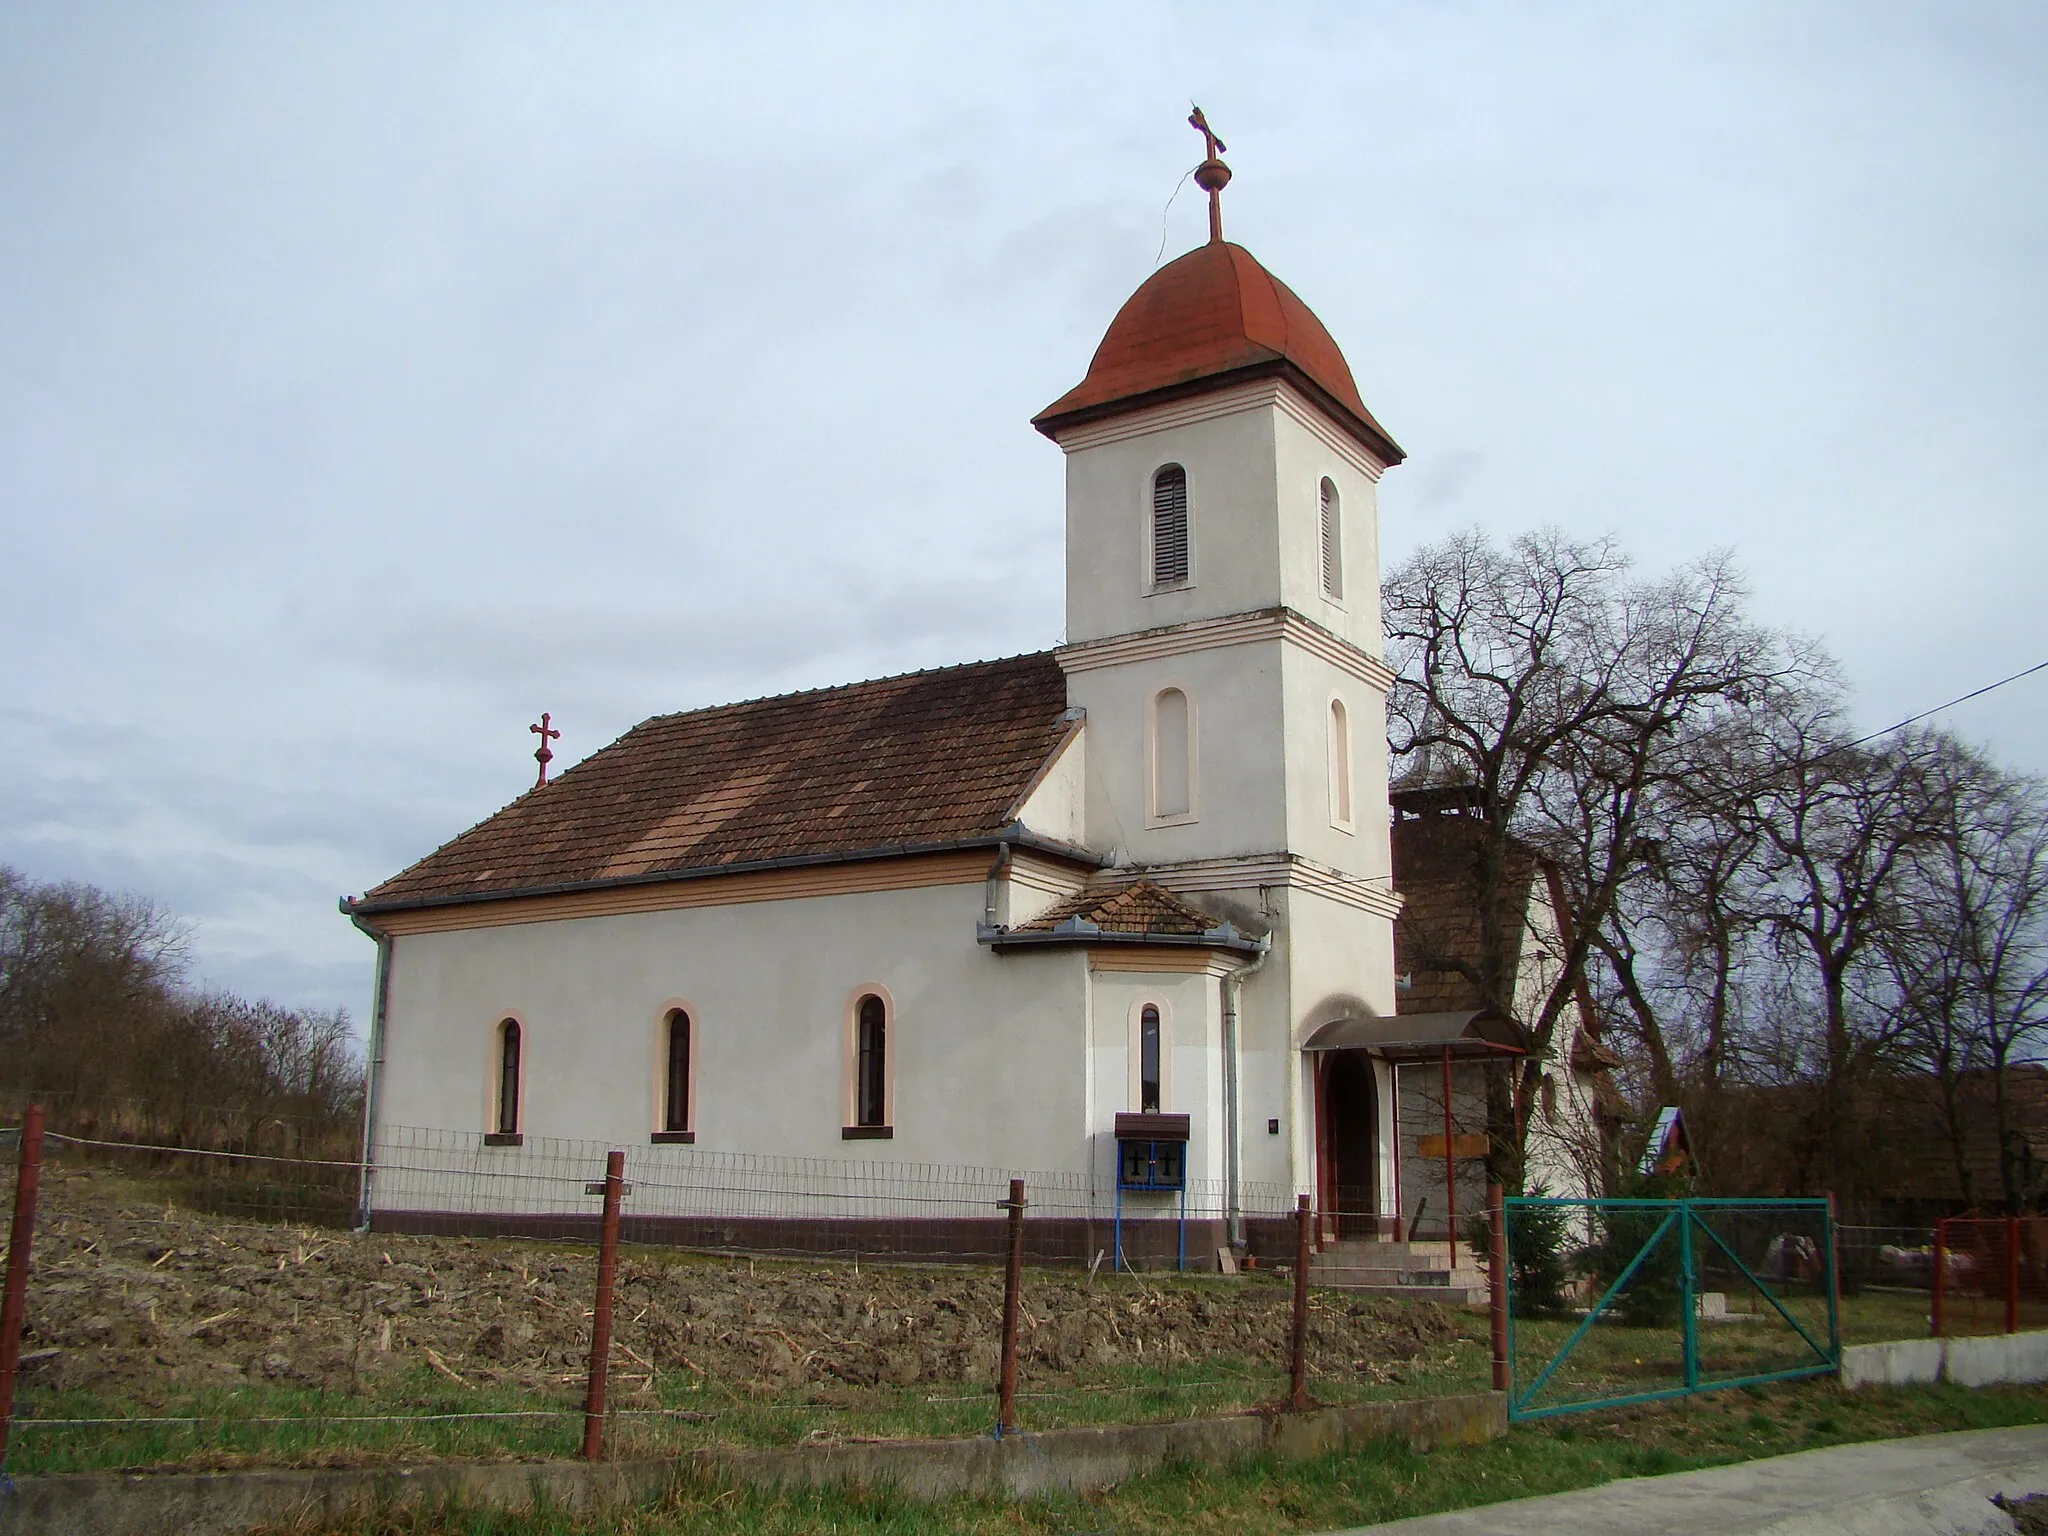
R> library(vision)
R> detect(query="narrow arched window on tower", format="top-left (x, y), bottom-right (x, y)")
top-left (663, 1008), bottom-right (692, 1135)
top-left (1140, 1004), bottom-right (1162, 1113)
top-left (855, 994), bottom-right (888, 1129)
top-left (1328, 698), bottom-right (1353, 828)
top-left (1151, 464), bottom-right (1189, 588)
top-left (496, 1019), bottom-right (521, 1136)
top-left (1319, 477), bottom-right (1343, 599)
top-left (1152, 688), bottom-right (1192, 819)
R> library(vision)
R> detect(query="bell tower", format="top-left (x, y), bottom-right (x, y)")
top-left (1032, 122), bottom-right (1405, 888)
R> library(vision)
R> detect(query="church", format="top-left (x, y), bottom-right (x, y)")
top-left (344, 126), bottom-right (1609, 1271)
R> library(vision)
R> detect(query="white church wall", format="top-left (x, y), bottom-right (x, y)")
top-left (1281, 885), bottom-right (1399, 1205)
top-left (1085, 964), bottom-right (1224, 1234)
top-left (1278, 644), bottom-right (1395, 883)
top-left (1060, 397), bottom-right (1283, 646)
top-left (1010, 722), bottom-right (1087, 849)
top-left (1060, 639), bottom-right (1290, 865)
top-left (372, 880), bottom-right (1092, 1211)
top-left (1267, 390), bottom-right (1387, 661)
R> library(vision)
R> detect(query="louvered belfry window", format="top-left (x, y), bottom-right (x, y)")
top-left (1319, 477), bottom-right (1343, 599)
top-left (1152, 465), bottom-right (1189, 588)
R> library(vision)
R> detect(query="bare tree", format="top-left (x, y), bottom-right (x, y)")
top-left (1386, 527), bottom-right (1817, 1188)
top-left (1886, 741), bottom-right (2048, 1212)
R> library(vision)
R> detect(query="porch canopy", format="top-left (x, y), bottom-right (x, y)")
top-left (1299, 1008), bottom-right (1527, 1059)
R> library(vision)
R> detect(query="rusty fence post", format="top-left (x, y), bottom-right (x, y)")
top-left (2007, 1215), bottom-right (2021, 1336)
top-left (1932, 1218), bottom-right (1946, 1339)
top-left (0, 1104), bottom-right (46, 1475)
top-left (1488, 1182), bottom-right (1509, 1393)
top-left (1288, 1193), bottom-right (1311, 1412)
top-left (997, 1178), bottom-right (1026, 1436)
top-left (580, 1148), bottom-right (625, 1461)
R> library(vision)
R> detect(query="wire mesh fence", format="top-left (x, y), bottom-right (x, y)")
top-left (1502, 1197), bottom-right (1838, 1421)
top-left (0, 1115), bottom-right (1495, 1477)
top-left (1934, 1217), bottom-right (2048, 1338)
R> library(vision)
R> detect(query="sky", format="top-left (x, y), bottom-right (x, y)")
top-left (4, 2), bottom-right (2045, 1025)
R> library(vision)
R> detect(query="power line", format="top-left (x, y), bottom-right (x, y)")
top-left (1837, 656), bottom-right (2048, 755)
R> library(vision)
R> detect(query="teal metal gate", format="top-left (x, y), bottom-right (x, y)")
top-left (1504, 1197), bottom-right (1839, 1421)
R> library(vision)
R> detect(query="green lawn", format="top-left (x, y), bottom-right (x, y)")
top-left (241, 1380), bottom-right (2048, 1536)
top-left (4, 1288), bottom-right (1942, 1475)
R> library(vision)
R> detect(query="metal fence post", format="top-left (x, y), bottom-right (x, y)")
top-left (0, 1104), bottom-right (45, 1475)
top-left (580, 1148), bottom-right (625, 1461)
top-left (1289, 1193), bottom-right (1311, 1411)
top-left (2007, 1215), bottom-right (2021, 1336)
top-left (1488, 1182), bottom-right (1509, 1393)
top-left (1932, 1217), bottom-right (1947, 1339)
top-left (1823, 1192), bottom-right (1840, 1363)
top-left (997, 1178), bottom-right (1026, 1436)
top-left (1678, 1200), bottom-right (1699, 1392)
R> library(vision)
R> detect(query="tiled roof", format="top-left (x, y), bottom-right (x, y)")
top-left (356, 653), bottom-right (1078, 911)
top-left (1032, 241), bottom-right (1403, 464)
top-left (1017, 880), bottom-right (1222, 936)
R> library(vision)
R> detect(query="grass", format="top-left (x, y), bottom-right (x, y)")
top-left (5, 1351), bottom-right (1478, 1475)
top-left (4, 1287), bottom-right (1951, 1475)
top-left (245, 1380), bottom-right (2048, 1535)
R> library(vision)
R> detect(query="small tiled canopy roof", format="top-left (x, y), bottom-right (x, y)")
top-left (1032, 241), bottom-right (1403, 464)
top-left (353, 653), bottom-right (1082, 913)
top-left (986, 879), bottom-right (1262, 954)
top-left (1017, 880), bottom-right (1222, 936)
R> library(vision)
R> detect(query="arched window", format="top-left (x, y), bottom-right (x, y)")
top-left (1151, 464), bottom-right (1189, 589)
top-left (663, 1008), bottom-right (692, 1135)
top-left (1328, 697), bottom-right (1353, 828)
top-left (1140, 1004), bottom-right (1162, 1113)
top-left (495, 1019), bottom-right (521, 1137)
top-left (1151, 687), bottom-right (1192, 820)
top-left (855, 994), bottom-right (887, 1130)
top-left (1319, 477), bottom-right (1343, 599)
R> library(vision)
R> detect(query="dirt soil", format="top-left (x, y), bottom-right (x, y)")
top-left (15, 1165), bottom-right (1462, 1408)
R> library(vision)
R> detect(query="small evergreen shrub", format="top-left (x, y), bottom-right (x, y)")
top-left (1508, 1183), bottom-right (1573, 1316)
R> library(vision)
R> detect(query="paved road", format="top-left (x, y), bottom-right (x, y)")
top-left (1324, 1425), bottom-right (2048, 1535)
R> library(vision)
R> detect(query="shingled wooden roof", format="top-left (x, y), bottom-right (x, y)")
top-left (355, 653), bottom-right (1078, 912)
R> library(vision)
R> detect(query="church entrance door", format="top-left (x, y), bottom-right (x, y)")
top-left (1319, 1050), bottom-right (1378, 1240)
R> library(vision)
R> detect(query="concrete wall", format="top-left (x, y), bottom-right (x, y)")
top-left (1841, 1329), bottom-right (2048, 1390)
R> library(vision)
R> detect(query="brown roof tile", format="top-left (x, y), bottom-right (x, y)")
top-left (356, 653), bottom-right (1077, 911)
top-left (1017, 879), bottom-right (1222, 936)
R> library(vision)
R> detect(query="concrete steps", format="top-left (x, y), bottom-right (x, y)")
top-left (1309, 1239), bottom-right (1490, 1303)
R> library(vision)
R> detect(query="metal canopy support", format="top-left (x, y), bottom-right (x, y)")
top-left (1440, 1045), bottom-right (1457, 1270)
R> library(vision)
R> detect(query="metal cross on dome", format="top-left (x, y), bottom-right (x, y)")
top-left (530, 712), bottom-right (560, 787)
top-left (1188, 105), bottom-right (1232, 244)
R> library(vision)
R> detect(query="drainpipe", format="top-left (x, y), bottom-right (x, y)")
top-left (1220, 936), bottom-right (1271, 1251)
top-left (347, 909), bottom-right (393, 1233)
top-left (982, 842), bottom-right (1013, 930)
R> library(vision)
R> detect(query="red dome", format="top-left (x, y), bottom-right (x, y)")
top-left (1033, 241), bottom-right (1402, 463)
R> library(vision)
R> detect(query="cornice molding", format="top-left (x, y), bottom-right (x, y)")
top-left (1057, 608), bottom-right (1398, 693)
top-left (1050, 378), bottom-right (1389, 482)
